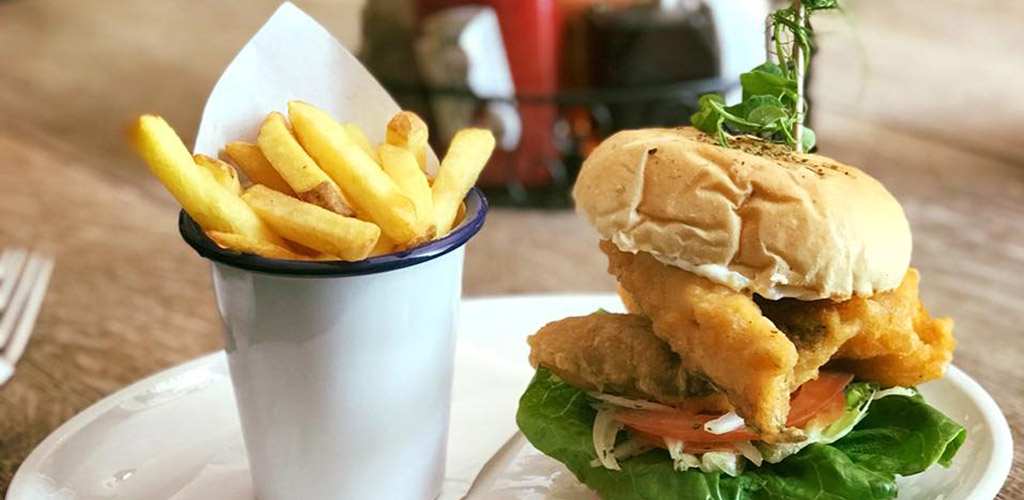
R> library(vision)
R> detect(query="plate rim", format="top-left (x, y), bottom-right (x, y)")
top-left (941, 364), bottom-right (1015, 500)
top-left (7, 294), bottom-right (1014, 500)
top-left (7, 351), bottom-right (228, 498)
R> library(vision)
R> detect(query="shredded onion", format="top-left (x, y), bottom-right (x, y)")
top-left (873, 387), bottom-right (916, 400)
top-left (733, 441), bottom-right (764, 466)
top-left (592, 408), bottom-right (625, 470)
top-left (587, 392), bottom-right (676, 411)
top-left (665, 439), bottom-right (701, 471)
top-left (590, 437), bottom-right (655, 468)
top-left (615, 437), bottom-right (655, 460)
top-left (703, 411), bottom-right (746, 434)
top-left (665, 439), bottom-right (684, 461)
top-left (701, 451), bottom-right (743, 477)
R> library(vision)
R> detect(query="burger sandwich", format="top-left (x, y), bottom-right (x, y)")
top-left (516, 127), bottom-right (964, 500)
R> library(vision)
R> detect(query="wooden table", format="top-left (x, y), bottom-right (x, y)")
top-left (0, 0), bottom-right (1020, 496)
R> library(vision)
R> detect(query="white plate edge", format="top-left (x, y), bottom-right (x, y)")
top-left (946, 365), bottom-right (1014, 500)
top-left (7, 352), bottom-right (228, 498)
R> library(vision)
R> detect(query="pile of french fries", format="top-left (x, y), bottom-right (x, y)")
top-left (129, 101), bottom-right (495, 261)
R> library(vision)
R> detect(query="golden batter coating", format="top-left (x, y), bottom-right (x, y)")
top-left (828, 269), bottom-right (955, 386)
top-left (755, 269), bottom-right (954, 387)
top-left (603, 241), bottom-right (801, 441)
top-left (601, 241), bottom-right (955, 441)
top-left (528, 313), bottom-right (731, 413)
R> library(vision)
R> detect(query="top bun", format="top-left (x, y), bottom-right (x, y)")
top-left (573, 127), bottom-right (911, 301)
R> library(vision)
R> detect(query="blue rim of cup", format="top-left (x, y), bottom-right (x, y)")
top-left (179, 187), bottom-right (488, 277)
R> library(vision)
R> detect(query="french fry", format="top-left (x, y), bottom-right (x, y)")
top-left (432, 128), bottom-right (495, 236)
top-left (307, 253), bottom-right (344, 261)
top-left (288, 101), bottom-right (419, 244)
top-left (386, 111), bottom-right (429, 172)
top-left (454, 201), bottom-right (467, 227)
top-left (194, 154), bottom-right (241, 195)
top-left (368, 234), bottom-right (395, 257)
top-left (224, 142), bottom-right (296, 196)
top-left (378, 144), bottom-right (435, 242)
top-left (207, 230), bottom-right (312, 260)
top-left (241, 185), bottom-right (380, 261)
top-left (258, 111), bottom-right (355, 217)
top-left (128, 115), bottom-right (284, 245)
top-left (342, 123), bottom-right (380, 164)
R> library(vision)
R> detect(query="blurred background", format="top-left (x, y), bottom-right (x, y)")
top-left (1, 0), bottom-right (1022, 494)
top-left (3, 0), bottom-right (1021, 294)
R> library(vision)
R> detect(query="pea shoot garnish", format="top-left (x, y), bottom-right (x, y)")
top-left (691, 0), bottom-right (839, 152)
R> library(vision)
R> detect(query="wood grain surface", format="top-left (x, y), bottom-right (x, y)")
top-left (0, 0), bottom-right (1020, 497)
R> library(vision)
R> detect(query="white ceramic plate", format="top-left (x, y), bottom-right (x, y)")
top-left (7, 295), bottom-right (1013, 500)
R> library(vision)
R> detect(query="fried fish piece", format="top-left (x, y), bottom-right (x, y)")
top-left (528, 313), bottom-right (731, 413)
top-left (829, 270), bottom-right (955, 386)
top-left (755, 296), bottom-right (861, 388)
top-left (631, 280), bottom-right (852, 391)
top-left (602, 241), bottom-right (801, 442)
top-left (605, 238), bottom-right (955, 441)
top-left (756, 269), bottom-right (954, 388)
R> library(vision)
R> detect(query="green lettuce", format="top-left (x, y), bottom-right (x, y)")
top-left (516, 368), bottom-right (965, 500)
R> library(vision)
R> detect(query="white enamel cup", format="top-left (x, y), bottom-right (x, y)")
top-left (179, 189), bottom-right (488, 500)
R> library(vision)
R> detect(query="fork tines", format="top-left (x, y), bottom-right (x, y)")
top-left (0, 248), bottom-right (55, 385)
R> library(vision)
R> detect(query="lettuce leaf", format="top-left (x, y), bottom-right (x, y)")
top-left (831, 393), bottom-right (967, 475)
top-left (516, 368), bottom-right (965, 500)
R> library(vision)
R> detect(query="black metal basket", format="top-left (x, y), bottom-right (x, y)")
top-left (382, 76), bottom-right (740, 208)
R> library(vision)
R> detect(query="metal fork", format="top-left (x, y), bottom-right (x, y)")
top-left (0, 249), bottom-right (54, 386)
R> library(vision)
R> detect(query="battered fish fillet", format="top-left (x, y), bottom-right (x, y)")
top-left (622, 283), bottom-right (857, 393)
top-left (602, 241), bottom-right (802, 441)
top-left (528, 313), bottom-right (731, 413)
top-left (603, 241), bottom-right (956, 440)
top-left (755, 297), bottom-right (862, 388)
top-left (754, 269), bottom-right (954, 387)
top-left (830, 271), bottom-right (954, 386)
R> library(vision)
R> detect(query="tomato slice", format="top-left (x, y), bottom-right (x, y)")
top-left (612, 410), bottom-right (757, 443)
top-left (629, 428), bottom-right (736, 453)
top-left (785, 371), bottom-right (853, 427)
top-left (610, 371), bottom-right (853, 444)
top-left (803, 389), bottom-right (846, 430)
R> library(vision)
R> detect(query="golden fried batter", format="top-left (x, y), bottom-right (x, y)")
top-left (624, 283), bottom-right (859, 389)
top-left (602, 242), bottom-right (955, 441)
top-left (602, 241), bottom-right (801, 441)
top-left (831, 270), bottom-right (955, 386)
top-left (755, 269), bottom-right (954, 387)
top-left (529, 313), bottom-right (731, 413)
top-left (755, 297), bottom-right (861, 388)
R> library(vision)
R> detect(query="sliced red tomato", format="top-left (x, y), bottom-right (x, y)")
top-left (785, 371), bottom-right (853, 427)
top-left (610, 371), bottom-right (853, 444)
top-left (612, 409), bottom-right (757, 443)
top-left (803, 388), bottom-right (846, 429)
top-left (629, 428), bottom-right (736, 453)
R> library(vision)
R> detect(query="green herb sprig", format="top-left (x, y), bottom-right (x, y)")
top-left (691, 0), bottom-right (839, 152)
